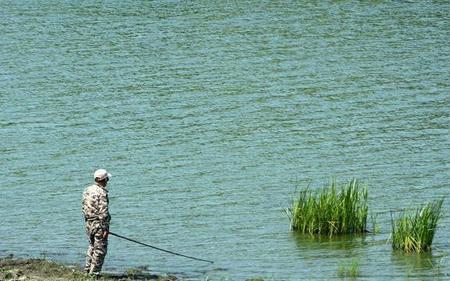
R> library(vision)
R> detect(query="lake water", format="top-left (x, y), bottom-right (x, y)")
top-left (1, 0), bottom-right (449, 280)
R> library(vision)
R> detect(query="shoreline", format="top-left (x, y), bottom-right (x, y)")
top-left (0, 256), bottom-right (179, 281)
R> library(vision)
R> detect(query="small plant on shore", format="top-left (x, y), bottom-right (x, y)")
top-left (126, 267), bottom-right (144, 276)
top-left (391, 198), bottom-right (444, 253)
top-left (286, 179), bottom-right (368, 236)
top-left (337, 259), bottom-right (360, 278)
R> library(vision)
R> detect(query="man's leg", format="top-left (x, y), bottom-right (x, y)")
top-left (84, 233), bottom-right (94, 273)
top-left (89, 229), bottom-right (108, 274)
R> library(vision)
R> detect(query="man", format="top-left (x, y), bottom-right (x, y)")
top-left (82, 169), bottom-right (112, 275)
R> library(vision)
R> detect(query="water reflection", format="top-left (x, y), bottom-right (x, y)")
top-left (391, 251), bottom-right (448, 279)
top-left (292, 232), bottom-right (368, 258)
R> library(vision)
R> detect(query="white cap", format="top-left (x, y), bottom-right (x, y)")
top-left (94, 169), bottom-right (111, 181)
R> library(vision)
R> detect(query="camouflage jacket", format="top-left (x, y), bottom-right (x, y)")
top-left (82, 183), bottom-right (111, 230)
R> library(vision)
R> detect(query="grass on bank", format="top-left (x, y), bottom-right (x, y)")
top-left (391, 198), bottom-right (444, 253)
top-left (286, 179), bottom-right (368, 236)
top-left (0, 256), bottom-right (176, 281)
top-left (0, 258), bottom-right (96, 281)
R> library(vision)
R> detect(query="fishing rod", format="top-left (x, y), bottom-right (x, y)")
top-left (109, 232), bottom-right (214, 264)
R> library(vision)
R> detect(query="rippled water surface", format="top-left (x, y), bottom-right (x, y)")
top-left (1, 1), bottom-right (449, 280)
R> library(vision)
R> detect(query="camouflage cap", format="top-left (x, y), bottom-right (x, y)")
top-left (94, 169), bottom-right (111, 181)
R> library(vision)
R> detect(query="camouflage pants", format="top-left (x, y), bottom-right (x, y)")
top-left (84, 220), bottom-right (108, 274)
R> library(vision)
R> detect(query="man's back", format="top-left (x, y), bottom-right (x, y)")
top-left (82, 183), bottom-right (110, 222)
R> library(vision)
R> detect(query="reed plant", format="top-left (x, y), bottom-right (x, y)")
top-left (286, 179), bottom-right (368, 236)
top-left (391, 198), bottom-right (444, 253)
top-left (337, 259), bottom-right (360, 278)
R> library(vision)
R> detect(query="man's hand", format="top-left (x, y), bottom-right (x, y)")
top-left (103, 230), bottom-right (109, 239)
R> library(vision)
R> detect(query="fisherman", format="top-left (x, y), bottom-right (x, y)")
top-left (82, 169), bottom-right (112, 275)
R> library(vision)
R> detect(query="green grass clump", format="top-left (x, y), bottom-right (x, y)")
top-left (337, 259), bottom-right (360, 278)
top-left (391, 198), bottom-right (444, 253)
top-left (286, 179), bottom-right (368, 236)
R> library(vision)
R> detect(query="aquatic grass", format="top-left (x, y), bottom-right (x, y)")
top-left (337, 259), bottom-right (360, 278)
top-left (286, 179), bottom-right (368, 236)
top-left (370, 212), bottom-right (380, 234)
top-left (391, 198), bottom-right (444, 253)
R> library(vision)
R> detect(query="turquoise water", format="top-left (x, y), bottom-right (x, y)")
top-left (1, 0), bottom-right (449, 280)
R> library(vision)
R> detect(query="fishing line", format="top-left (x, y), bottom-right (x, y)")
top-left (109, 232), bottom-right (214, 264)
